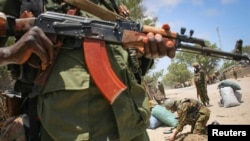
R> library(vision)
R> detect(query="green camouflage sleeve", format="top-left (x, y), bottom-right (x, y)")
top-left (176, 103), bottom-right (189, 132)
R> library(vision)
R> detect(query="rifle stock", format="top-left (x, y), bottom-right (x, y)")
top-left (1, 12), bottom-right (249, 103)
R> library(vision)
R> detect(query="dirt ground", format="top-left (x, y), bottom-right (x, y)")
top-left (147, 77), bottom-right (250, 141)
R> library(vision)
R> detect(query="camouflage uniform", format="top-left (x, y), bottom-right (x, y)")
top-left (176, 98), bottom-right (210, 134)
top-left (157, 82), bottom-right (166, 97)
top-left (233, 68), bottom-right (237, 80)
top-left (0, 0), bottom-right (153, 140)
top-left (194, 67), bottom-right (210, 106)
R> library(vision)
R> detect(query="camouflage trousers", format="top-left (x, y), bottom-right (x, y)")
top-left (195, 82), bottom-right (210, 105)
top-left (191, 106), bottom-right (210, 134)
top-left (37, 89), bottom-right (150, 141)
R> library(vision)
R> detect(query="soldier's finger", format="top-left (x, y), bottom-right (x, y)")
top-left (147, 32), bottom-right (158, 58)
top-left (155, 34), bottom-right (167, 57)
top-left (32, 26), bottom-right (54, 64)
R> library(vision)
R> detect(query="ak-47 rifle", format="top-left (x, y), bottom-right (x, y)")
top-left (63, 0), bottom-right (249, 61)
top-left (0, 12), bottom-right (249, 104)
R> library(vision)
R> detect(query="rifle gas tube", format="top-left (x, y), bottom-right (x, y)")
top-left (3, 12), bottom-right (250, 103)
top-left (174, 28), bottom-right (250, 62)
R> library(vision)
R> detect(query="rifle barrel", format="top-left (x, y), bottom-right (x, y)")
top-left (178, 43), bottom-right (250, 61)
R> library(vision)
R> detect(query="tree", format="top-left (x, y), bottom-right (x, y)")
top-left (174, 41), bottom-right (221, 77)
top-left (220, 45), bottom-right (250, 70)
top-left (242, 45), bottom-right (250, 55)
top-left (162, 62), bottom-right (192, 86)
top-left (143, 69), bottom-right (163, 87)
top-left (119, 0), bottom-right (157, 25)
top-left (220, 60), bottom-right (236, 70)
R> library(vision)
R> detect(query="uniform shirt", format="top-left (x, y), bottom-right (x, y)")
top-left (0, 0), bottom-right (152, 140)
top-left (194, 68), bottom-right (206, 85)
top-left (176, 98), bottom-right (203, 132)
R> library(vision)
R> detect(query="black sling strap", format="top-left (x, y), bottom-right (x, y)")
top-left (19, 1), bottom-right (45, 140)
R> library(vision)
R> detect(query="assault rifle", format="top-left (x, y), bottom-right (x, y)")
top-left (1, 12), bottom-right (249, 103)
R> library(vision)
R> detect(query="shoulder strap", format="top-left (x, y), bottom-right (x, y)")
top-left (63, 0), bottom-right (127, 21)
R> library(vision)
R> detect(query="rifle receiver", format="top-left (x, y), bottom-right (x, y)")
top-left (177, 27), bottom-right (206, 47)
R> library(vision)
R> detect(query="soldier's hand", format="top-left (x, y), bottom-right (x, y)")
top-left (142, 24), bottom-right (176, 59)
top-left (0, 115), bottom-right (28, 141)
top-left (7, 26), bottom-right (54, 70)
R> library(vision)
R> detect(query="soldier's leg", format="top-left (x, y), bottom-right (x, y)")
top-left (203, 87), bottom-right (210, 105)
top-left (190, 124), bottom-right (195, 133)
top-left (199, 93), bottom-right (207, 106)
top-left (193, 108), bottom-right (210, 134)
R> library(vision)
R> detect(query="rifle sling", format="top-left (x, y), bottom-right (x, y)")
top-left (83, 38), bottom-right (127, 104)
top-left (63, 0), bottom-right (127, 21)
top-left (30, 47), bottom-right (61, 98)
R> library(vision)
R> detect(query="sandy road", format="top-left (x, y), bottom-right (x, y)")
top-left (147, 77), bottom-right (250, 141)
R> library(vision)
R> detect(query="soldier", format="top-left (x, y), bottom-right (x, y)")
top-left (233, 68), bottom-right (237, 80)
top-left (157, 81), bottom-right (166, 98)
top-left (0, 0), bottom-right (176, 140)
top-left (164, 98), bottom-right (210, 141)
top-left (153, 81), bottom-right (166, 104)
top-left (193, 62), bottom-right (210, 106)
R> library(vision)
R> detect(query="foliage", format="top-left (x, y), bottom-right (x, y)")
top-left (220, 45), bottom-right (250, 70)
top-left (0, 37), bottom-right (15, 75)
top-left (5, 37), bottom-right (15, 46)
top-left (242, 45), bottom-right (250, 55)
top-left (174, 41), bottom-right (220, 77)
top-left (119, 0), bottom-right (157, 25)
top-left (162, 61), bottom-right (192, 86)
top-left (220, 60), bottom-right (236, 70)
top-left (143, 69), bottom-right (163, 87)
top-left (0, 37), bottom-right (16, 90)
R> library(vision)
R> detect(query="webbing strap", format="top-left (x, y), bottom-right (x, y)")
top-left (63, 0), bottom-right (127, 21)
